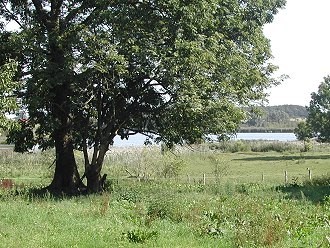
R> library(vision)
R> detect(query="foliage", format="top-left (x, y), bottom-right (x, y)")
top-left (159, 154), bottom-right (186, 178)
top-left (123, 229), bottom-right (158, 243)
top-left (294, 122), bottom-right (313, 152)
top-left (294, 121), bottom-right (312, 141)
top-left (302, 76), bottom-right (330, 143)
top-left (110, 147), bottom-right (185, 180)
top-left (6, 118), bottom-right (36, 152)
top-left (209, 140), bottom-right (303, 153)
top-left (0, 177), bottom-right (329, 247)
top-left (0, 60), bottom-right (19, 132)
top-left (1, 146), bottom-right (330, 246)
top-left (242, 104), bottom-right (308, 130)
top-left (1, 0), bottom-right (286, 191)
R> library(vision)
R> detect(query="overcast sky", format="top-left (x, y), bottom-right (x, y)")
top-left (263, 0), bottom-right (330, 106)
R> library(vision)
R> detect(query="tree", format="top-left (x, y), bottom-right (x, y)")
top-left (294, 121), bottom-right (312, 152)
top-left (294, 122), bottom-right (312, 141)
top-left (299, 76), bottom-right (330, 143)
top-left (1, 0), bottom-right (90, 192)
top-left (1, 0), bottom-right (286, 193)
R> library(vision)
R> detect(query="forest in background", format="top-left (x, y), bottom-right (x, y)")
top-left (240, 105), bottom-right (308, 132)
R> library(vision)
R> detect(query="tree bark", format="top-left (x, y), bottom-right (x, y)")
top-left (48, 132), bottom-right (84, 193)
top-left (86, 168), bottom-right (102, 193)
top-left (38, 1), bottom-right (85, 193)
top-left (45, 72), bottom-right (85, 193)
top-left (86, 144), bottom-right (109, 193)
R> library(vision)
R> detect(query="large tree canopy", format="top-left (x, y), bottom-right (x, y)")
top-left (1, 0), bottom-right (286, 193)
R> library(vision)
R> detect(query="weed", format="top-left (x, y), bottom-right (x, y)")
top-left (99, 193), bottom-right (110, 216)
top-left (209, 140), bottom-right (304, 153)
top-left (208, 154), bottom-right (229, 183)
top-left (290, 176), bottom-right (301, 187)
top-left (159, 154), bottom-right (185, 178)
top-left (201, 210), bottom-right (225, 238)
top-left (123, 229), bottom-right (158, 243)
top-left (0, 179), bottom-right (14, 189)
top-left (304, 174), bottom-right (330, 186)
top-left (0, 147), bottom-right (330, 247)
top-left (147, 195), bottom-right (175, 221)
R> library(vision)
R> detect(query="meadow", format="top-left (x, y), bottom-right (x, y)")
top-left (0, 140), bottom-right (329, 247)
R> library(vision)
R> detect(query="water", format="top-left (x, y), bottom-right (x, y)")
top-left (113, 133), bottom-right (297, 147)
top-left (234, 133), bottom-right (296, 142)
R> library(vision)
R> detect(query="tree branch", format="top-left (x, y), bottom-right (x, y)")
top-left (1, 2), bottom-right (24, 28)
top-left (31, 0), bottom-right (51, 29)
top-left (51, 0), bottom-right (63, 20)
top-left (64, 2), bottom-right (105, 28)
top-left (82, 137), bottom-right (90, 168)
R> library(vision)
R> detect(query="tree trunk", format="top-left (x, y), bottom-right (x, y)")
top-left (86, 164), bottom-right (109, 193)
top-left (86, 168), bottom-right (102, 193)
top-left (86, 144), bottom-right (108, 193)
top-left (31, 1), bottom-right (85, 194)
top-left (47, 132), bottom-right (85, 194)
top-left (45, 68), bottom-right (85, 193)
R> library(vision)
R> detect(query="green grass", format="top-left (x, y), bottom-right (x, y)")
top-left (181, 151), bottom-right (330, 184)
top-left (100, 146), bottom-right (330, 186)
top-left (0, 142), bottom-right (330, 247)
top-left (1, 181), bottom-right (329, 247)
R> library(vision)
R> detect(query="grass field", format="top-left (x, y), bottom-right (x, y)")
top-left (0, 142), bottom-right (329, 247)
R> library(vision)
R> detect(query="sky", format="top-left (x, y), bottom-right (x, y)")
top-left (263, 0), bottom-right (330, 106)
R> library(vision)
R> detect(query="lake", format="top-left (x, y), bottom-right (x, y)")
top-left (234, 133), bottom-right (296, 142)
top-left (112, 133), bottom-right (297, 147)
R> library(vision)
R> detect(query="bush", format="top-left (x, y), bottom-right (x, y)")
top-left (123, 229), bottom-right (158, 243)
top-left (146, 193), bottom-right (184, 222)
top-left (250, 141), bottom-right (300, 153)
top-left (303, 174), bottom-right (330, 186)
top-left (209, 140), bottom-right (250, 153)
top-left (209, 140), bottom-right (303, 153)
top-left (158, 155), bottom-right (186, 178)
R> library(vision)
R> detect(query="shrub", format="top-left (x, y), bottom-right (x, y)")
top-left (209, 140), bottom-right (303, 153)
top-left (123, 229), bottom-right (158, 243)
top-left (147, 194), bottom-right (183, 222)
top-left (159, 155), bottom-right (185, 178)
top-left (303, 174), bottom-right (330, 186)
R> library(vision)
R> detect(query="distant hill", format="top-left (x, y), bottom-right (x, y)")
top-left (240, 105), bottom-right (308, 132)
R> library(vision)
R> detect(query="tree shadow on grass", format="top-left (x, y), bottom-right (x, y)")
top-left (234, 154), bottom-right (330, 162)
top-left (26, 187), bottom-right (87, 200)
top-left (1, 178), bottom-right (115, 201)
top-left (0, 185), bottom-right (91, 201)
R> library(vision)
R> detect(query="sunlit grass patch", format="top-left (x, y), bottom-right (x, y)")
top-left (0, 144), bottom-right (329, 247)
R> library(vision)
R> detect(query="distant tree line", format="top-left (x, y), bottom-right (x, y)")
top-left (240, 105), bottom-right (308, 132)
